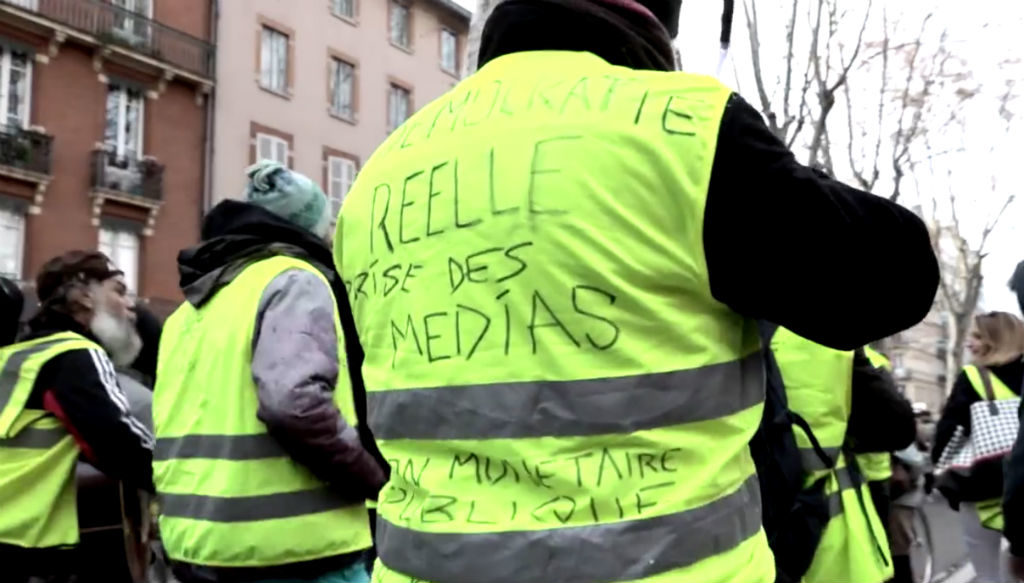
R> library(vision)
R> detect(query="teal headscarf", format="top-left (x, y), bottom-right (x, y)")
top-left (243, 161), bottom-right (330, 238)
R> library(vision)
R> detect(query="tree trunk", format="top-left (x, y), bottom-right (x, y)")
top-left (945, 311), bottom-right (971, 407)
top-left (464, 0), bottom-right (506, 76)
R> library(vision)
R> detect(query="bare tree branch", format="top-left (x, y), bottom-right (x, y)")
top-left (808, 0), bottom-right (872, 166)
top-left (743, 0), bottom-right (781, 137)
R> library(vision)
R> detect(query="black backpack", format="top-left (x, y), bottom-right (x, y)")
top-left (751, 322), bottom-right (834, 583)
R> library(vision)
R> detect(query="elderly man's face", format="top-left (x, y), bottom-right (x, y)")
top-left (87, 274), bottom-right (141, 366)
top-left (95, 275), bottom-right (136, 324)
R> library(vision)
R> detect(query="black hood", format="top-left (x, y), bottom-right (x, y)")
top-left (178, 200), bottom-right (334, 308)
top-left (478, 0), bottom-right (677, 72)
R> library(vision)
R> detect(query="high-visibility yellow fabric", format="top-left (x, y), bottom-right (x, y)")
top-left (337, 50), bottom-right (772, 583)
top-left (771, 330), bottom-right (892, 583)
top-left (155, 256), bottom-right (371, 568)
top-left (0, 332), bottom-right (101, 549)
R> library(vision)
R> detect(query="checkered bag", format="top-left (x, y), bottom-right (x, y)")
top-left (937, 368), bottom-right (1021, 473)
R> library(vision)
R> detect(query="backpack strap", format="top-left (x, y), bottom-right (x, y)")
top-left (757, 322), bottom-right (835, 471)
top-left (790, 411), bottom-right (836, 469)
top-left (842, 449), bottom-right (891, 568)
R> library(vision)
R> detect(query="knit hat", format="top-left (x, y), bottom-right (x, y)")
top-left (635, 0), bottom-right (682, 37)
top-left (243, 161), bottom-right (330, 239)
top-left (36, 250), bottom-right (123, 306)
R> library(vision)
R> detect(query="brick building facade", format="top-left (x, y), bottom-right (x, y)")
top-left (0, 0), bottom-right (213, 314)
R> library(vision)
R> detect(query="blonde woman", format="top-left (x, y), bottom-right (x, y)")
top-left (933, 311), bottom-right (1024, 583)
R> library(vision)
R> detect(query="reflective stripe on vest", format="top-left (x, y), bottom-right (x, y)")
top-left (0, 332), bottom-right (100, 549)
top-left (0, 335), bottom-right (84, 433)
top-left (0, 425), bottom-right (67, 449)
top-left (370, 352), bottom-right (763, 440)
top-left (154, 256), bottom-right (372, 568)
top-left (338, 51), bottom-right (772, 583)
top-left (378, 475), bottom-right (762, 583)
top-left (801, 446), bottom-right (841, 472)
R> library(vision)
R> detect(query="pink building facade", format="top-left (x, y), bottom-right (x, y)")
top-left (212, 0), bottom-right (470, 211)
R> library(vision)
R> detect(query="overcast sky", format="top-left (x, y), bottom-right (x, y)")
top-left (454, 0), bottom-right (1022, 313)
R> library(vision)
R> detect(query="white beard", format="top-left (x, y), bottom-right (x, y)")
top-left (90, 307), bottom-right (142, 367)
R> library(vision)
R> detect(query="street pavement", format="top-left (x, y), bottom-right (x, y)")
top-left (926, 497), bottom-right (969, 579)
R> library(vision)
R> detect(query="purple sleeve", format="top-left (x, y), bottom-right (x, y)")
top-left (252, 268), bottom-right (385, 499)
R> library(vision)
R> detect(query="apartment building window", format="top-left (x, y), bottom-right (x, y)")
top-left (9, 0), bottom-right (39, 10)
top-left (389, 1), bottom-right (411, 49)
top-left (387, 84), bottom-right (411, 132)
top-left (99, 226), bottom-right (140, 293)
top-left (112, 0), bottom-right (152, 42)
top-left (260, 26), bottom-right (289, 93)
top-left (440, 29), bottom-right (458, 74)
top-left (332, 0), bottom-right (355, 19)
top-left (105, 84), bottom-right (144, 160)
top-left (0, 204), bottom-right (24, 279)
top-left (256, 133), bottom-right (289, 166)
top-left (0, 46), bottom-right (30, 128)
top-left (327, 156), bottom-right (357, 217)
top-left (330, 58), bottom-right (355, 119)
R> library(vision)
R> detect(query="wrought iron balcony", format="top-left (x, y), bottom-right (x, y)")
top-left (0, 125), bottom-right (52, 175)
top-left (0, 0), bottom-right (214, 78)
top-left (91, 148), bottom-right (163, 202)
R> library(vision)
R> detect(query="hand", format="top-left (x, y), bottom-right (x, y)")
top-left (1008, 553), bottom-right (1024, 582)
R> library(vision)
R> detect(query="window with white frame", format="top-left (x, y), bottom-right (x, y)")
top-left (256, 133), bottom-right (289, 166)
top-left (387, 84), bottom-right (410, 132)
top-left (9, 0), bottom-right (39, 10)
top-left (327, 156), bottom-right (357, 217)
top-left (260, 26), bottom-right (289, 93)
top-left (329, 58), bottom-right (355, 118)
top-left (99, 226), bottom-right (140, 293)
top-left (332, 0), bottom-right (355, 19)
top-left (104, 84), bottom-right (144, 159)
top-left (0, 46), bottom-right (31, 129)
top-left (440, 29), bottom-right (458, 74)
top-left (112, 0), bottom-right (152, 42)
top-left (0, 205), bottom-right (25, 280)
top-left (389, 1), bottom-right (411, 48)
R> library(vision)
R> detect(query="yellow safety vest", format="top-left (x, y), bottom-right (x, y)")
top-left (771, 328), bottom-right (892, 583)
top-left (337, 50), bottom-right (772, 583)
top-left (0, 332), bottom-right (101, 549)
top-left (153, 256), bottom-right (372, 568)
top-left (963, 365), bottom-right (1017, 533)
top-left (858, 346), bottom-right (894, 482)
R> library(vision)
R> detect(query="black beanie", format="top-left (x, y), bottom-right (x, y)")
top-left (636, 0), bottom-right (682, 37)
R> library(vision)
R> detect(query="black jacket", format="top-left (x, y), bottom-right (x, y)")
top-left (847, 349), bottom-right (916, 453)
top-left (1005, 261), bottom-right (1024, 556)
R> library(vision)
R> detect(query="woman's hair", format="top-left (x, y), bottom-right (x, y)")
top-left (971, 311), bottom-right (1024, 366)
